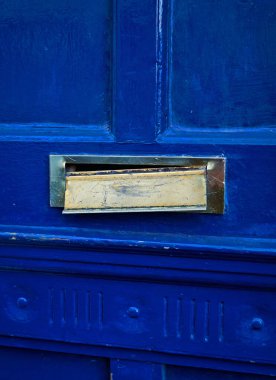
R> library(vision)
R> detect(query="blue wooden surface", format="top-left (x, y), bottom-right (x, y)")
top-left (0, 346), bottom-right (109, 380)
top-left (111, 360), bottom-right (163, 380)
top-left (166, 365), bottom-right (273, 380)
top-left (0, 142), bottom-right (274, 240)
top-left (0, 0), bottom-right (111, 126)
top-left (169, 0), bottom-right (276, 129)
top-left (0, 266), bottom-right (276, 363)
top-left (0, 0), bottom-right (275, 379)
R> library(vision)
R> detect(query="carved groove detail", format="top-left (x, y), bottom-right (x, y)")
top-left (48, 288), bottom-right (224, 343)
top-left (164, 297), bottom-right (225, 342)
top-left (48, 288), bottom-right (104, 329)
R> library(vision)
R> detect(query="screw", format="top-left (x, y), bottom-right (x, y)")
top-left (17, 297), bottom-right (29, 309)
top-left (251, 318), bottom-right (264, 330)
top-left (127, 306), bottom-right (140, 318)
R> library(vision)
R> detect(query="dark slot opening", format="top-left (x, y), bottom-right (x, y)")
top-left (65, 163), bottom-right (173, 173)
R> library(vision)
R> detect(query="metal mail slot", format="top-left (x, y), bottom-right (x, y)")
top-left (64, 166), bottom-right (207, 214)
top-left (50, 155), bottom-right (225, 214)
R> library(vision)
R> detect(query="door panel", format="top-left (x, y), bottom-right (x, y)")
top-left (168, 0), bottom-right (276, 130)
top-left (0, 346), bottom-right (109, 380)
top-left (0, 0), bottom-right (112, 131)
top-left (0, 143), bottom-right (274, 240)
top-left (0, 0), bottom-right (274, 243)
top-left (166, 365), bottom-right (274, 379)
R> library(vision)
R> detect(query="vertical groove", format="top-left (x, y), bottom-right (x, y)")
top-left (176, 297), bottom-right (181, 338)
top-left (98, 291), bottom-right (103, 329)
top-left (61, 288), bottom-right (66, 325)
top-left (167, 0), bottom-right (174, 128)
top-left (111, 0), bottom-right (117, 135)
top-left (73, 290), bottom-right (79, 326)
top-left (163, 297), bottom-right (168, 337)
top-left (48, 288), bottom-right (54, 325)
top-left (86, 291), bottom-right (92, 329)
top-left (156, 0), bottom-right (164, 134)
top-left (190, 299), bottom-right (196, 340)
top-left (218, 301), bottom-right (225, 342)
top-left (204, 301), bottom-right (210, 342)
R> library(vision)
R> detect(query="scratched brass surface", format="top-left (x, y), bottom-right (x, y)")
top-left (50, 155), bottom-right (225, 214)
top-left (63, 167), bottom-right (207, 213)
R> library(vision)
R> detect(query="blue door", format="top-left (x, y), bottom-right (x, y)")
top-left (0, 0), bottom-right (275, 379)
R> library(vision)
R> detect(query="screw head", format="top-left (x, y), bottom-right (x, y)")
top-left (17, 297), bottom-right (29, 309)
top-left (127, 306), bottom-right (140, 318)
top-left (251, 318), bottom-right (264, 330)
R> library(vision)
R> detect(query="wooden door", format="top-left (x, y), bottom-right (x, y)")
top-left (0, 0), bottom-right (275, 378)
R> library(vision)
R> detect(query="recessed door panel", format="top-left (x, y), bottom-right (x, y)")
top-left (0, 0), bottom-right (112, 127)
top-left (0, 346), bottom-right (109, 380)
top-left (167, 0), bottom-right (276, 130)
top-left (166, 365), bottom-right (273, 380)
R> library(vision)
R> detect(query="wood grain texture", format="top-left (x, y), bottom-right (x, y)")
top-left (64, 167), bottom-right (207, 213)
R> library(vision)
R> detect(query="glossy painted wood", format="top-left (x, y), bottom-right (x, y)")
top-left (0, 0), bottom-right (112, 127)
top-left (1, 268), bottom-right (276, 363)
top-left (168, 0), bottom-right (276, 131)
top-left (111, 360), bottom-right (163, 380)
top-left (0, 346), bottom-right (109, 380)
top-left (0, 0), bottom-right (275, 379)
top-left (166, 365), bottom-right (273, 380)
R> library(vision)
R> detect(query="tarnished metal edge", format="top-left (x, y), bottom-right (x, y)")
top-left (50, 155), bottom-right (225, 214)
top-left (63, 206), bottom-right (207, 214)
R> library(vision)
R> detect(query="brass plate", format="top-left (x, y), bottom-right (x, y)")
top-left (64, 166), bottom-right (207, 214)
top-left (50, 155), bottom-right (225, 214)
